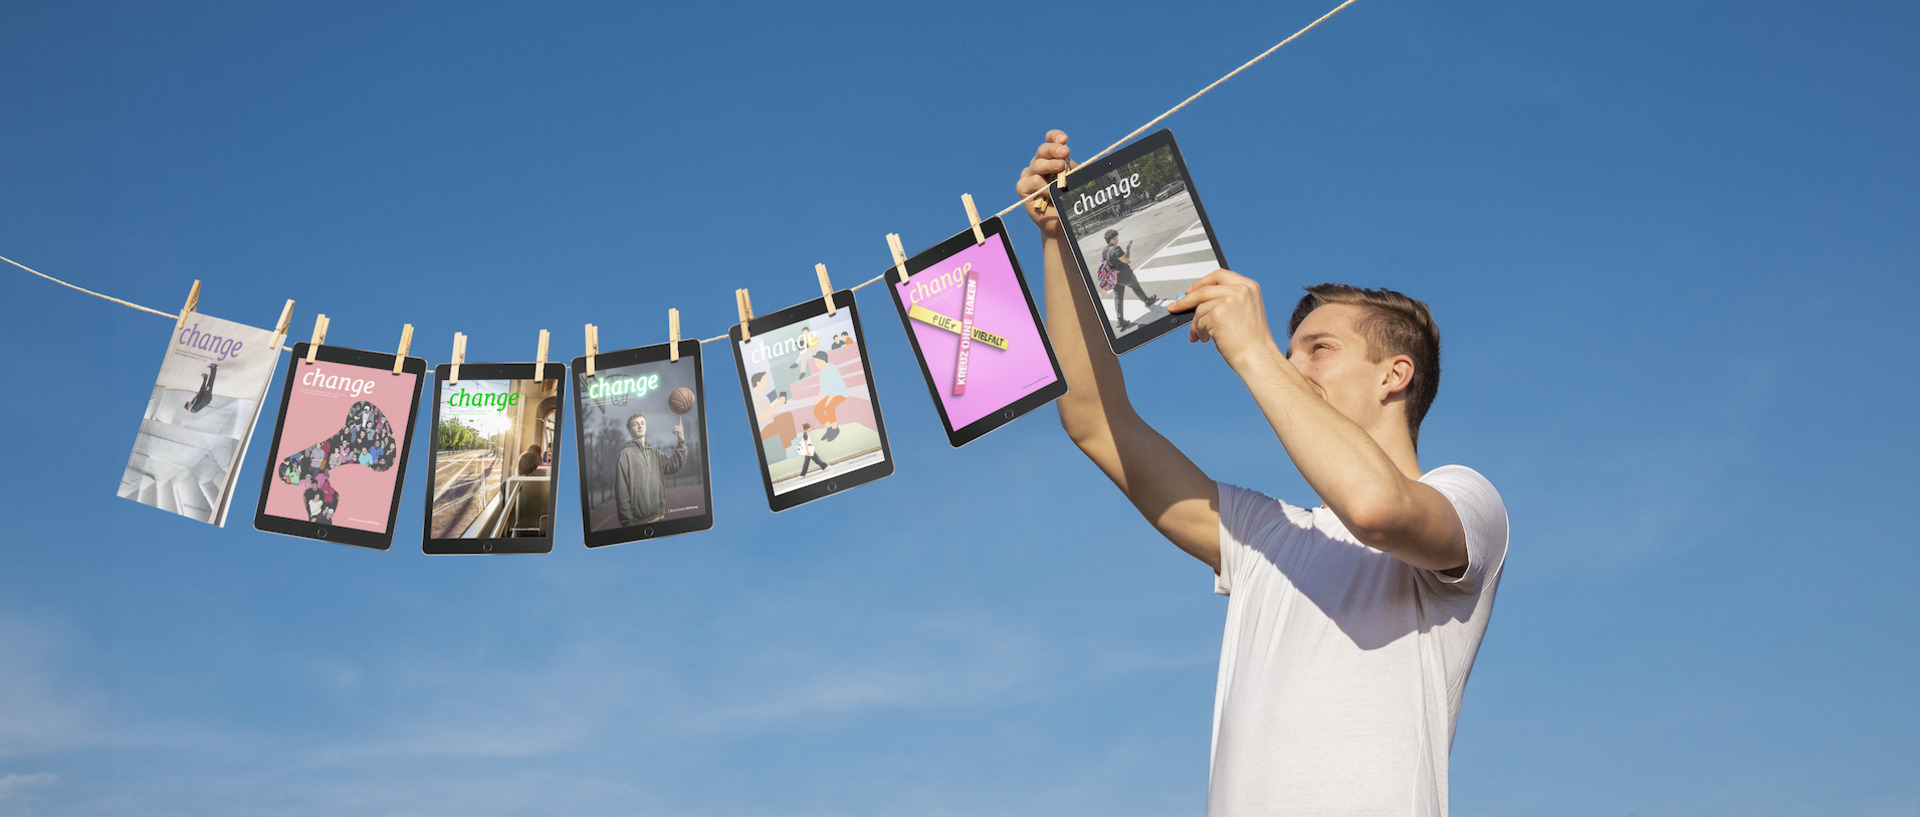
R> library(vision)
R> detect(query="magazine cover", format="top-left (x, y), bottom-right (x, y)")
top-left (572, 343), bottom-right (712, 544)
top-left (734, 297), bottom-right (891, 507)
top-left (888, 218), bottom-right (1064, 444)
top-left (428, 374), bottom-right (562, 541)
top-left (1055, 130), bottom-right (1226, 354)
top-left (258, 352), bottom-right (421, 538)
top-left (118, 313), bottom-right (281, 525)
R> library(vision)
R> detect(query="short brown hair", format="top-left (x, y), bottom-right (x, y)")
top-left (1286, 284), bottom-right (1441, 447)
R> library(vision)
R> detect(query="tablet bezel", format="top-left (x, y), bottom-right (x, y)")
top-left (568, 340), bottom-right (713, 547)
top-left (729, 290), bottom-right (895, 512)
top-left (422, 361), bottom-right (566, 554)
top-left (884, 217), bottom-right (1068, 447)
top-left (1050, 128), bottom-right (1228, 356)
top-left (252, 342), bottom-right (426, 551)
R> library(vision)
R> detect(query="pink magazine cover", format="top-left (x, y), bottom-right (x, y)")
top-left (895, 236), bottom-right (1059, 430)
top-left (262, 361), bottom-right (418, 533)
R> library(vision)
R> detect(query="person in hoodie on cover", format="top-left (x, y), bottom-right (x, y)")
top-left (615, 411), bottom-right (686, 527)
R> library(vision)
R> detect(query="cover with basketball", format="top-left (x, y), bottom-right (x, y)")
top-left (119, 313), bottom-right (281, 526)
top-left (260, 358), bottom-right (419, 533)
top-left (574, 358), bottom-right (707, 532)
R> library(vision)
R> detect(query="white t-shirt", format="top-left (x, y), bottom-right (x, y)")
top-left (1208, 465), bottom-right (1508, 816)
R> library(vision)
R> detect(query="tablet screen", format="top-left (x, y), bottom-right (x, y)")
top-left (889, 220), bottom-right (1064, 442)
top-left (734, 296), bottom-right (891, 506)
top-left (1054, 129), bottom-right (1226, 355)
top-left (572, 342), bottom-right (712, 544)
top-left (427, 373), bottom-right (561, 541)
top-left (261, 357), bottom-right (419, 534)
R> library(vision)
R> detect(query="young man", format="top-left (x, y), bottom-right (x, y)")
top-left (1017, 131), bottom-right (1507, 815)
top-left (615, 411), bottom-right (687, 527)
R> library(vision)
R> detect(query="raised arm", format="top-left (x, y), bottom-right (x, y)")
top-left (1171, 270), bottom-right (1468, 573)
top-left (1018, 131), bottom-right (1223, 571)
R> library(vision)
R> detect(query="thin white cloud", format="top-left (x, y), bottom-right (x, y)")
top-left (0, 771), bottom-right (60, 800)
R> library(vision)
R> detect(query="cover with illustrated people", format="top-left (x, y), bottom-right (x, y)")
top-left (118, 314), bottom-right (282, 525)
top-left (736, 306), bottom-right (888, 500)
top-left (258, 357), bottom-right (419, 535)
top-left (573, 353), bottom-right (709, 538)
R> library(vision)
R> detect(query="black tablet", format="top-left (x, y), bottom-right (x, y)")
top-left (730, 290), bottom-right (894, 512)
top-left (885, 217), bottom-right (1067, 446)
top-left (422, 362), bottom-right (566, 554)
top-left (569, 340), bottom-right (713, 547)
top-left (254, 343), bottom-right (426, 550)
top-left (1051, 128), bottom-right (1228, 355)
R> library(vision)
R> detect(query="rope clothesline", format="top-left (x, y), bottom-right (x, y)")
top-left (6, 0), bottom-right (1359, 352)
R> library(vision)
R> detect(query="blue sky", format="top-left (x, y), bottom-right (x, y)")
top-left (3, 0), bottom-right (1917, 814)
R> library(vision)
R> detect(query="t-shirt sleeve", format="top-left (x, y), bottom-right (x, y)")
top-left (1214, 481), bottom-right (1292, 596)
top-left (1418, 465), bottom-right (1509, 595)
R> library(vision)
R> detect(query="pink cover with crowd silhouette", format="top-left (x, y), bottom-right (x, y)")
top-left (263, 361), bottom-right (418, 533)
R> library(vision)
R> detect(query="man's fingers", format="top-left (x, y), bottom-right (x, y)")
top-left (1046, 129), bottom-right (1068, 144)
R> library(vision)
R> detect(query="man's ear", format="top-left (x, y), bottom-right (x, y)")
top-left (1380, 355), bottom-right (1415, 399)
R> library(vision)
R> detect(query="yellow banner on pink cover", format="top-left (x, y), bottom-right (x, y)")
top-left (907, 304), bottom-right (1010, 350)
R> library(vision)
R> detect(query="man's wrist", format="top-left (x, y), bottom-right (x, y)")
top-left (1225, 337), bottom-right (1286, 377)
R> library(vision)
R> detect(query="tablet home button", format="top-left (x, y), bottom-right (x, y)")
top-left (482, 542), bottom-right (493, 553)
top-left (316, 527), bottom-right (328, 539)
top-left (826, 482), bottom-right (836, 493)
top-left (1003, 409), bottom-right (1014, 420)
top-left (643, 527), bottom-right (654, 537)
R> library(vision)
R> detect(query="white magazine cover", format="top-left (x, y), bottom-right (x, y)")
top-left (119, 312), bottom-right (282, 525)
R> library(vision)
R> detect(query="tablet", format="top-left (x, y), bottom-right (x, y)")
top-left (254, 343), bottom-right (425, 550)
top-left (886, 217), bottom-right (1067, 446)
top-left (570, 340), bottom-right (713, 546)
top-left (422, 362), bottom-right (566, 554)
top-left (1051, 128), bottom-right (1228, 355)
top-left (730, 290), bottom-right (894, 512)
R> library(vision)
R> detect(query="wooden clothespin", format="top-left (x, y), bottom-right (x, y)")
top-left (392, 323), bottom-right (413, 375)
top-left (962, 194), bottom-right (986, 245)
top-left (534, 329), bottom-right (550, 377)
top-left (584, 324), bottom-right (599, 377)
top-left (887, 233), bottom-right (909, 280)
top-left (450, 332), bottom-right (467, 384)
top-left (735, 288), bottom-right (753, 341)
top-left (669, 309), bottom-right (681, 362)
top-left (175, 280), bottom-right (201, 330)
top-left (304, 313), bottom-right (329, 364)
top-left (268, 299), bottom-right (294, 351)
top-left (1056, 158), bottom-right (1072, 192)
top-left (817, 263), bottom-right (836, 315)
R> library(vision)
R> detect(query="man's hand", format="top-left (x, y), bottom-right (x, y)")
top-left (1168, 268), bottom-right (1284, 372)
top-left (1016, 130), bottom-right (1073, 238)
top-left (673, 421), bottom-right (685, 441)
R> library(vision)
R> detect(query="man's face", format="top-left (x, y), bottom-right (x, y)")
top-left (1285, 303), bottom-right (1403, 431)
top-left (627, 416), bottom-right (646, 440)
